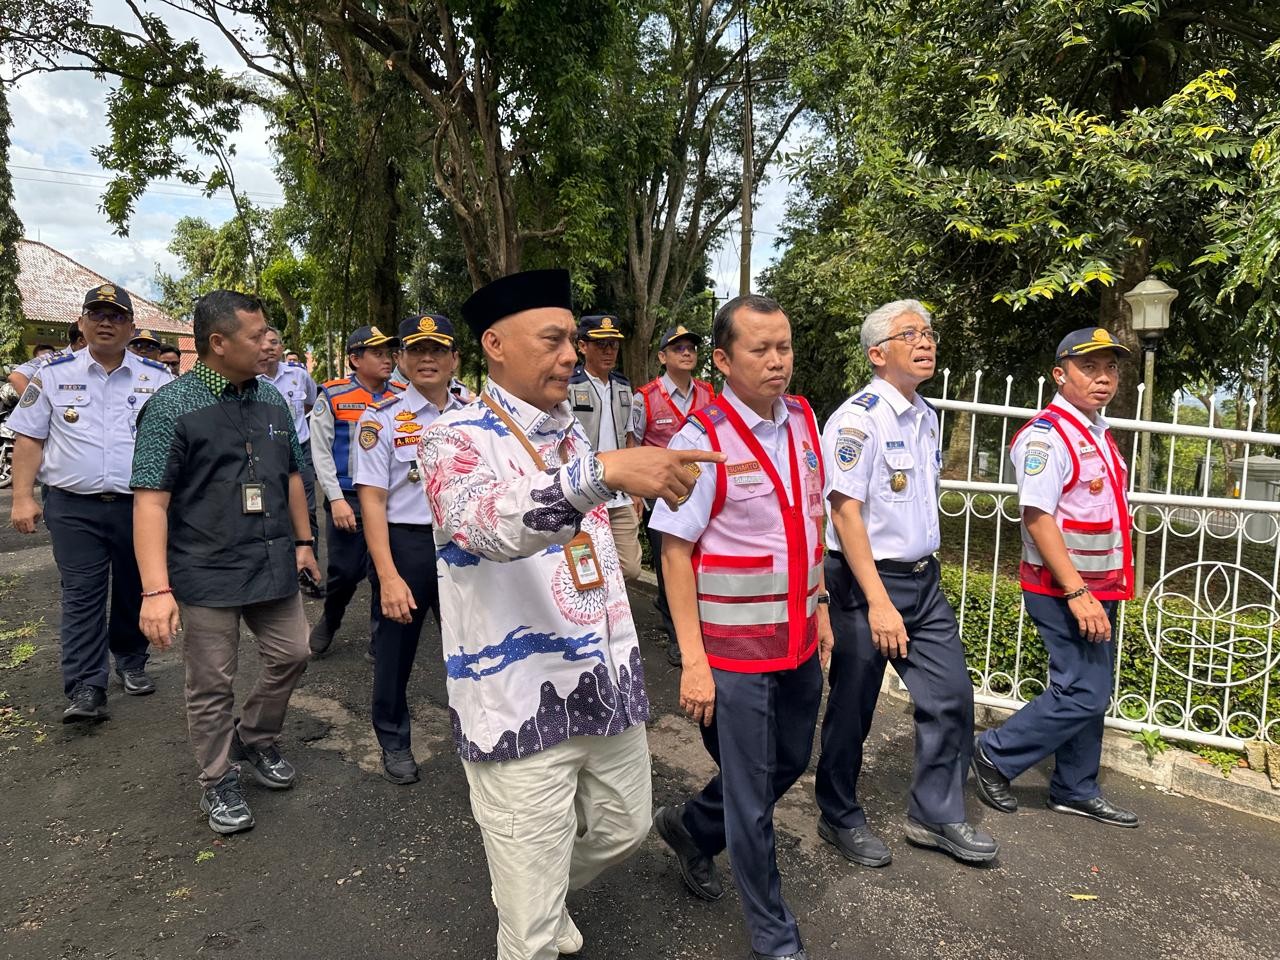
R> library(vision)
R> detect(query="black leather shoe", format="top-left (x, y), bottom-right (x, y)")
top-left (382, 748), bottom-right (419, 785)
top-left (63, 684), bottom-right (109, 723)
top-left (653, 805), bottom-right (724, 901)
top-left (201, 771), bottom-right (255, 834)
top-left (817, 816), bottom-right (891, 867)
top-left (230, 730), bottom-right (296, 790)
top-left (904, 818), bottom-right (999, 863)
top-left (116, 667), bottom-right (156, 696)
top-left (1047, 794), bottom-right (1139, 828)
top-left (750, 949), bottom-right (808, 959)
top-left (971, 737), bottom-right (1017, 812)
top-left (308, 619), bottom-right (335, 658)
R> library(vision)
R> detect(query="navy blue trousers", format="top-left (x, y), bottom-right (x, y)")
top-left (816, 555), bottom-right (974, 828)
top-left (979, 593), bottom-right (1118, 803)
top-left (321, 492), bottom-right (372, 632)
top-left (43, 489), bottom-right (148, 694)
top-left (299, 453), bottom-right (319, 541)
top-left (682, 656), bottom-right (822, 957)
top-left (643, 509), bottom-right (676, 643)
top-left (368, 524), bottom-right (439, 752)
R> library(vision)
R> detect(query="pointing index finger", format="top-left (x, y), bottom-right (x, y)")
top-left (675, 449), bottom-right (726, 464)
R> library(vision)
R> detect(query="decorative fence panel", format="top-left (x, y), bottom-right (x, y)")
top-left (927, 370), bottom-right (1280, 749)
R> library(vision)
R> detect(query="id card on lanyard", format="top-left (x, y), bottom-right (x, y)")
top-left (481, 393), bottom-right (604, 591)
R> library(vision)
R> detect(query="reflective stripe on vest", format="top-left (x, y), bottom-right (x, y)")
top-left (1013, 405), bottom-right (1133, 601)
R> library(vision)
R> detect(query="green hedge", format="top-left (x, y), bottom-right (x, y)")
top-left (939, 564), bottom-right (1280, 741)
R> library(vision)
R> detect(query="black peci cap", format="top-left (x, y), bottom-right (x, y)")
top-left (461, 269), bottom-right (573, 338)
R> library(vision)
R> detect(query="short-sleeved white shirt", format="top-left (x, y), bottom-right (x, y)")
top-left (1011, 393), bottom-right (1117, 515)
top-left (649, 384), bottom-right (793, 545)
top-left (822, 377), bottom-right (941, 561)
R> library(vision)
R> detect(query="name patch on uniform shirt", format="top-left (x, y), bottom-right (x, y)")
top-left (655, 417), bottom-right (674, 425)
top-left (337, 402), bottom-right (366, 411)
top-left (1078, 440), bottom-right (1099, 459)
top-left (58, 383), bottom-right (87, 391)
top-left (726, 460), bottom-right (762, 477)
top-left (133, 387), bottom-right (155, 394)
top-left (394, 435), bottom-right (421, 448)
top-left (836, 436), bottom-right (862, 470)
top-left (885, 439), bottom-right (906, 450)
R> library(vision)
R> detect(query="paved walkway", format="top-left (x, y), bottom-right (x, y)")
top-left (0, 513), bottom-right (1276, 959)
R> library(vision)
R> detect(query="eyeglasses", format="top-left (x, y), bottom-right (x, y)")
top-left (874, 328), bottom-right (940, 347)
top-left (84, 308), bottom-right (132, 324)
top-left (665, 342), bottom-right (698, 355)
top-left (164, 361), bottom-right (181, 374)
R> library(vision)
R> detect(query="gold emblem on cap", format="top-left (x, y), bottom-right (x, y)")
top-left (370, 326), bottom-right (383, 338)
top-left (1090, 328), bottom-right (1113, 346)
top-left (601, 317), bottom-right (615, 329)
top-left (64, 407), bottom-right (80, 424)
top-left (418, 316), bottom-right (437, 334)
top-left (890, 470), bottom-right (908, 492)
top-left (100, 284), bottom-right (116, 297)
top-left (674, 325), bottom-right (689, 336)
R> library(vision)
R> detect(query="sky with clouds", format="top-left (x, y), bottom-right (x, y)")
top-left (8, 1), bottom-right (796, 307)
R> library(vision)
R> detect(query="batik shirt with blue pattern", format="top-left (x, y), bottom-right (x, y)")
top-left (419, 380), bottom-right (650, 763)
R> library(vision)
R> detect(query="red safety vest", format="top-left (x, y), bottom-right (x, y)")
top-left (637, 376), bottom-right (715, 449)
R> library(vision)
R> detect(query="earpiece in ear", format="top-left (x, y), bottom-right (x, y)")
top-left (1056, 377), bottom-right (1065, 385)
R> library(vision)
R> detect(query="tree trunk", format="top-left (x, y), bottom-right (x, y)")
top-left (943, 410), bottom-right (974, 478)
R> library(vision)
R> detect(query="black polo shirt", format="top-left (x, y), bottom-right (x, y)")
top-left (131, 361), bottom-right (304, 607)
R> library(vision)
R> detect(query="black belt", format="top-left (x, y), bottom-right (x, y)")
top-left (388, 522), bottom-right (433, 532)
top-left (829, 550), bottom-right (934, 575)
top-left (52, 488), bottom-right (132, 503)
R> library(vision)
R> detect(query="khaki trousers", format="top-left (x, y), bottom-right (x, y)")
top-left (607, 503), bottom-right (643, 582)
top-left (179, 593), bottom-right (310, 786)
top-left (463, 724), bottom-right (652, 960)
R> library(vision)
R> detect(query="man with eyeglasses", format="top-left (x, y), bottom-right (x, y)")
top-left (631, 325), bottom-right (716, 665)
top-left (7, 283), bottom-right (173, 722)
top-left (128, 329), bottom-right (164, 360)
top-left (159, 345), bottom-right (182, 376)
top-left (567, 314), bottom-right (642, 581)
top-left (814, 299), bottom-right (997, 868)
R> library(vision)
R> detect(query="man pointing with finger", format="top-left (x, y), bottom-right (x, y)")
top-left (971, 327), bottom-right (1138, 829)
top-left (420, 269), bottom-right (721, 960)
top-left (650, 294), bottom-right (830, 960)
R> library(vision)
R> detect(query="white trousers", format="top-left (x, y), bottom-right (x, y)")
top-left (463, 724), bottom-right (653, 960)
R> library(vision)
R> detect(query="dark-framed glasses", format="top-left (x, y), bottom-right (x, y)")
top-left (874, 328), bottom-right (940, 346)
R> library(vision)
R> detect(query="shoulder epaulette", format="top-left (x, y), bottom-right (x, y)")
top-left (45, 353), bottom-right (76, 368)
top-left (1029, 413), bottom-right (1059, 432)
top-left (285, 360), bottom-right (306, 369)
top-left (322, 376), bottom-right (352, 390)
top-left (697, 402), bottom-right (728, 425)
top-left (850, 391), bottom-right (879, 410)
top-left (370, 394), bottom-right (402, 412)
top-left (568, 365), bottom-right (589, 384)
top-left (609, 370), bottom-right (631, 388)
top-left (139, 356), bottom-right (168, 372)
top-left (783, 394), bottom-right (807, 413)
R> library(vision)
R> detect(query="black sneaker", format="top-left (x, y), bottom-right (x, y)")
top-left (381, 748), bottom-right (419, 785)
top-left (200, 771), bottom-right (255, 834)
top-left (63, 684), bottom-right (110, 723)
top-left (308, 619), bottom-right (335, 659)
top-left (904, 818), bottom-right (999, 864)
top-left (229, 729), bottom-right (296, 790)
top-left (116, 667), bottom-right (156, 696)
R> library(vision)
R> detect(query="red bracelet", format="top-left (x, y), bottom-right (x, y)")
top-left (142, 587), bottom-right (174, 598)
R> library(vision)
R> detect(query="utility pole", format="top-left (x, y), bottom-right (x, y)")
top-left (739, 4), bottom-right (753, 297)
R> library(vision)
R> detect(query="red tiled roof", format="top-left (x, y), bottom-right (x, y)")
top-left (15, 239), bottom-right (191, 335)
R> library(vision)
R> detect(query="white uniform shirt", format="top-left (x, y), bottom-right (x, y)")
top-left (586, 371), bottom-right (631, 509)
top-left (8, 349), bottom-right (173, 495)
top-left (259, 361), bottom-right (318, 443)
top-left (353, 384), bottom-right (461, 524)
top-left (650, 384), bottom-right (793, 544)
top-left (1011, 393), bottom-right (1118, 515)
top-left (822, 377), bottom-right (941, 561)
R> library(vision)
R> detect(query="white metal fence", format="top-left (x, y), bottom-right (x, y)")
top-left (928, 370), bottom-right (1280, 749)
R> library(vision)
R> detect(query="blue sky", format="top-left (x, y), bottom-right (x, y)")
top-left (8, 1), bottom-right (795, 306)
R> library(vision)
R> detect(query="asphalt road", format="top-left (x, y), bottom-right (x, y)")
top-left (1, 490), bottom-right (1278, 960)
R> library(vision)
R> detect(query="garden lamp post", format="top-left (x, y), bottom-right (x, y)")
top-left (1124, 276), bottom-right (1178, 594)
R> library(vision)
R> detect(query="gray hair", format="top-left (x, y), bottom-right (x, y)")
top-left (860, 299), bottom-right (932, 358)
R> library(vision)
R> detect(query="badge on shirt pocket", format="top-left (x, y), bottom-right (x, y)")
top-left (566, 531), bottom-right (605, 591)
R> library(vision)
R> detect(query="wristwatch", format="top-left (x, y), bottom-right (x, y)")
top-left (816, 592), bottom-right (831, 606)
top-left (294, 539), bottom-right (316, 548)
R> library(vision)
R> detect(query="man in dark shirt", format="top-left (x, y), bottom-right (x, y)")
top-left (131, 290), bottom-right (320, 836)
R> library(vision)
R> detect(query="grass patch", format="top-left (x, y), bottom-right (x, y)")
top-left (0, 620), bottom-right (42, 669)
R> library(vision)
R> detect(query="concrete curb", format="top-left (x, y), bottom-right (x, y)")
top-left (882, 678), bottom-right (1280, 824)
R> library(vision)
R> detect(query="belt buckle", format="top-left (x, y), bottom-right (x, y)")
top-left (913, 559), bottom-right (928, 574)
top-left (99, 493), bottom-right (118, 502)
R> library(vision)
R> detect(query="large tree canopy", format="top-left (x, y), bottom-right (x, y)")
top-left (765, 0), bottom-right (1280, 415)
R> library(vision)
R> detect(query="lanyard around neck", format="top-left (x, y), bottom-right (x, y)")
top-left (482, 392), bottom-right (569, 471)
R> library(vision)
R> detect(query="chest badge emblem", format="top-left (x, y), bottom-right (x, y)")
top-left (63, 408), bottom-right (80, 423)
top-left (890, 470), bottom-right (908, 492)
top-left (1088, 477), bottom-right (1105, 494)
